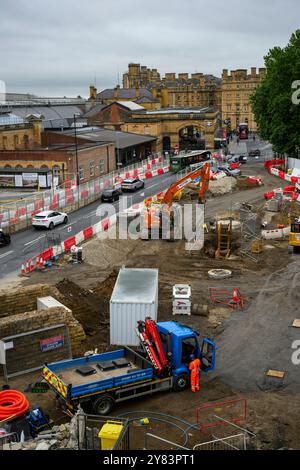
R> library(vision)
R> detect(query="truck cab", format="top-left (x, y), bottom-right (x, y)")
top-left (156, 321), bottom-right (216, 391)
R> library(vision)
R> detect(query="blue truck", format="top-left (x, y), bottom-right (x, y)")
top-left (43, 321), bottom-right (216, 415)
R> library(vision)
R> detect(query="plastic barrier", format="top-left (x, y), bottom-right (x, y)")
top-left (262, 229), bottom-right (285, 240)
top-left (83, 227), bottom-right (93, 240)
top-left (64, 236), bottom-right (76, 251)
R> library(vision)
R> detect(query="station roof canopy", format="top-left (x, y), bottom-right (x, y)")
top-left (9, 105), bottom-right (85, 129)
top-left (61, 126), bottom-right (157, 150)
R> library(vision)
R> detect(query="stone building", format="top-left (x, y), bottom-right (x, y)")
top-left (122, 64), bottom-right (222, 110)
top-left (0, 114), bottom-right (42, 150)
top-left (122, 63), bottom-right (266, 131)
top-left (221, 68), bottom-right (266, 131)
top-left (122, 63), bottom-right (161, 88)
top-left (89, 85), bottom-right (160, 110)
top-left (122, 106), bottom-right (220, 153)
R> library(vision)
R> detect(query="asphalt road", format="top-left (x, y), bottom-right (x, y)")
top-left (0, 172), bottom-right (177, 280)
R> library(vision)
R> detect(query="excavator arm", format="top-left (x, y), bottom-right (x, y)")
top-left (163, 163), bottom-right (211, 206)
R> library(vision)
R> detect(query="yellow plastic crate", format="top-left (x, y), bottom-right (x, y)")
top-left (98, 421), bottom-right (124, 450)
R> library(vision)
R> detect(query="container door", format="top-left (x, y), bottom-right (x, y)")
top-left (200, 338), bottom-right (216, 372)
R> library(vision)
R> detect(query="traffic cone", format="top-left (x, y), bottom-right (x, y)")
top-left (25, 261), bottom-right (30, 273)
top-left (21, 264), bottom-right (26, 275)
top-left (232, 288), bottom-right (239, 304)
top-left (30, 260), bottom-right (35, 272)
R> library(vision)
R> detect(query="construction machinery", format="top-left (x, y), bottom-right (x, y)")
top-left (288, 217), bottom-right (300, 254)
top-left (141, 163), bottom-right (211, 240)
top-left (43, 319), bottom-right (216, 416)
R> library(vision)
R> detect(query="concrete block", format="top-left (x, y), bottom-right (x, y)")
top-left (37, 297), bottom-right (71, 313)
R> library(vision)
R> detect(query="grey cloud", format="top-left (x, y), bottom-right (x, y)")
top-left (0, 0), bottom-right (299, 97)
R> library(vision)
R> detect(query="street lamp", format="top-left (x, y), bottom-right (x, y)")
top-left (73, 113), bottom-right (81, 186)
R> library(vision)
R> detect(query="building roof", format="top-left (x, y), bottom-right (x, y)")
top-left (83, 103), bottom-right (106, 118)
top-left (116, 101), bottom-right (145, 111)
top-left (62, 126), bottom-right (157, 150)
top-left (11, 105), bottom-right (85, 129)
top-left (0, 113), bottom-right (25, 126)
top-left (97, 88), bottom-right (153, 100)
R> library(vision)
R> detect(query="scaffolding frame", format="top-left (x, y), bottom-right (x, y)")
top-left (239, 203), bottom-right (262, 263)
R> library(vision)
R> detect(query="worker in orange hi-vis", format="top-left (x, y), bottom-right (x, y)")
top-left (189, 354), bottom-right (201, 393)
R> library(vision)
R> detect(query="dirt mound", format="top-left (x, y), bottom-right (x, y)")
top-left (56, 279), bottom-right (109, 337)
top-left (209, 177), bottom-right (237, 196)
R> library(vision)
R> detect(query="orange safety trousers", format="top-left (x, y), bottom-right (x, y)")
top-left (189, 359), bottom-right (201, 393)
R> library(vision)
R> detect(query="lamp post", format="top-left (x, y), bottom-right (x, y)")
top-left (73, 113), bottom-right (81, 210)
top-left (73, 114), bottom-right (80, 186)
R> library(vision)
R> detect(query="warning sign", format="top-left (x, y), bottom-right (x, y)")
top-left (40, 335), bottom-right (65, 353)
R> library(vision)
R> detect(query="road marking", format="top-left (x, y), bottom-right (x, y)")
top-left (24, 236), bottom-right (45, 247)
top-left (0, 250), bottom-right (14, 260)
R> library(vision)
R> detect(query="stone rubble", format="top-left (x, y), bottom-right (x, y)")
top-left (2, 409), bottom-right (84, 451)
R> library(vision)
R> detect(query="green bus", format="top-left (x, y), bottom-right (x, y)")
top-left (170, 150), bottom-right (212, 173)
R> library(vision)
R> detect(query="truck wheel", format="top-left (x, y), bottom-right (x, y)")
top-left (92, 395), bottom-right (115, 415)
top-left (173, 374), bottom-right (189, 392)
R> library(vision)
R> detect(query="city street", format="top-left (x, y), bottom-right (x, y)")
top-left (0, 172), bottom-right (177, 279)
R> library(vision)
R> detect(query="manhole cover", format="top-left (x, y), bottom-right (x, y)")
top-left (208, 269), bottom-right (232, 279)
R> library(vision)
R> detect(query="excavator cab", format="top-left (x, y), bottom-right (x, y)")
top-left (288, 219), bottom-right (300, 254)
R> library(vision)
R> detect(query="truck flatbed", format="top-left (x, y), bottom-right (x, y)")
top-left (57, 359), bottom-right (139, 387)
top-left (43, 347), bottom-right (154, 401)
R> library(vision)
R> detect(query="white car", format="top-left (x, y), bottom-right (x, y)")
top-left (32, 211), bottom-right (68, 230)
top-left (121, 178), bottom-right (145, 192)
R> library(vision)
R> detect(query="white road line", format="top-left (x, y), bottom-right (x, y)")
top-left (0, 250), bottom-right (14, 260)
top-left (24, 236), bottom-right (44, 247)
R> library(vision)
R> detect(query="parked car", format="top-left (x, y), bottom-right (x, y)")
top-left (249, 149), bottom-right (261, 157)
top-left (0, 230), bottom-right (11, 247)
top-left (227, 155), bottom-right (247, 165)
top-left (101, 188), bottom-right (122, 203)
top-left (121, 178), bottom-right (145, 192)
top-left (32, 211), bottom-right (68, 230)
top-left (217, 165), bottom-right (242, 177)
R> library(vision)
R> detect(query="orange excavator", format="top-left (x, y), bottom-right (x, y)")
top-left (141, 163), bottom-right (211, 240)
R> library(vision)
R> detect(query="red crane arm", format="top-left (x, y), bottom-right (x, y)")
top-left (137, 321), bottom-right (164, 374)
top-left (145, 318), bottom-right (169, 369)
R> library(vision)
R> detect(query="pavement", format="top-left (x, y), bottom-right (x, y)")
top-left (0, 172), bottom-right (177, 280)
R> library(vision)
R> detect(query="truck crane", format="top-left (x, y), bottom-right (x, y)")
top-left (142, 163), bottom-right (211, 240)
top-left (43, 319), bottom-right (216, 416)
top-left (137, 318), bottom-right (170, 376)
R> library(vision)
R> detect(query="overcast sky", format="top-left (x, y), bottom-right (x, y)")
top-left (1, 0), bottom-right (299, 97)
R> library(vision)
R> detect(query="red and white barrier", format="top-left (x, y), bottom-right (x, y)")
top-left (262, 228), bottom-right (286, 240)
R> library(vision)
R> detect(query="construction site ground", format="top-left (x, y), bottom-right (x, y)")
top-left (2, 164), bottom-right (300, 450)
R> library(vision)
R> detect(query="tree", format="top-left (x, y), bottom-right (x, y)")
top-left (251, 30), bottom-right (300, 157)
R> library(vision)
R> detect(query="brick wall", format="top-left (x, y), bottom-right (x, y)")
top-left (0, 307), bottom-right (86, 374)
top-left (0, 284), bottom-right (54, 318)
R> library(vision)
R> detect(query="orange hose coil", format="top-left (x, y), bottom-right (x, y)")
top-left (0, 390), bottom-right (30, 420)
